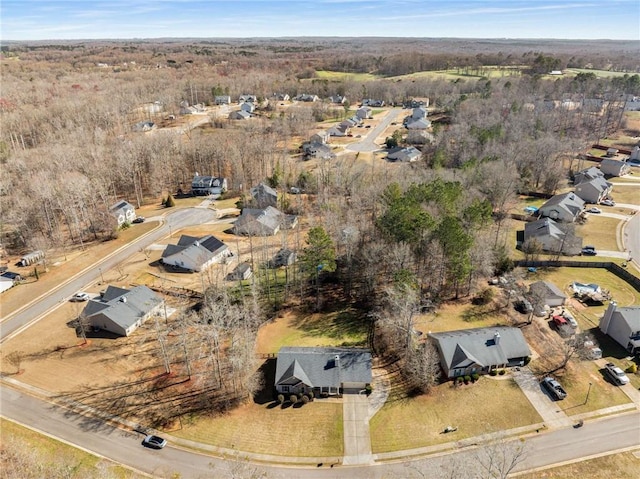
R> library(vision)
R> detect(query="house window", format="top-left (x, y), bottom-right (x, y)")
top-left (281, 386), bottom-right (289, 393)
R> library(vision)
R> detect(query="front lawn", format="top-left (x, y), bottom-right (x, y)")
top-left (517, 450), bottom-right (640, 479)
top-left (172, 401), bottom-right (344, 457)
top-left (576, 216), bottom-right (623, 251)
top-left (370, 377), bottom-right (541, 453)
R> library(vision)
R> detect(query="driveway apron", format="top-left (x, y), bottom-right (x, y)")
top-left (512, 368), bottom-right (573, 429)
top-left (343, 393), bottom-right (374, 465)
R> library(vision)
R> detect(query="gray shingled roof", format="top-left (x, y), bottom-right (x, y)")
top-left (82, 285), bottom-right (162, 332)
top-left (524, 217), bottom-right (564, 241)
top-left (275, 347), bottom-right (372, 389)
top-left (429, 327), bottom-right (530, 370)
top-left (529, 280), bottom-right (567, 301)
top-left (161, 234), bottom-right (228, 264)
top-left (234, 206), bottom-right (283, 236)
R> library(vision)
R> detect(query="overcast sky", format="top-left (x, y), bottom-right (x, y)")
top-left (3, 0), bottom-right (639, 41)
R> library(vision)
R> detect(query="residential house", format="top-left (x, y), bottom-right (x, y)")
top-left (406, 118), bottom-right (432, 130)
top-left (228, 110), bottom-right (251, 120)
top-left (250, 183), bottom-right (278, 208)
top-left (275, 347), bottom-right (372, 396)
top-left (81, 285), bottom-right (164, 337)
top-left (272, 248), bottom-right (296, 267)
top-left (302, 142), bottom-right (335, 160)
top-left (240, 102), bottom-right (255, 113)
top-left (599, 158), bottom-right (631, 177)
top-left (538, 192), bottom-right (585, 223)
top-left (406, 130), bottom-right (435, 145)
top-left (522, 217), bottom-right (582, 255)
top-left (0, 275), bottom-right (14, 294)
top-left (228, 262), bottom-right (252, 281)
top-left (387, 146), bottom-right (421, 163)
top-left (233, 206), bottom-right (296, 236)
top-left (574, 166), bottom-right (604, 185)
top-left (191, 175), bottom-right (227, 197)
top-left (528, 281), bottom-right (567, 308)
top-left (574, 176), bottom-right (612, 204)
top-left (214, 95), bottom-right (231, 105)
top-left (238, 94), bottom-right (257, 104)
top-left (161, 234), bottom-right (230, 272)
top-left (429, 327), bottom-right (531, 379)
top-left (599, 302), bottom-right (640, 355)
top-left (411, 106), bottom-right (428, 120)
top-left (362, 99), bottom-right (385, 107)
top-left (328, 95), bottom-right (347, 104)
top-left (271, 93), bottom-right (290, 102)
top-left (179, 101), bottom-right (205, 115)
top-left (133, 121), bottom-right (155, 132)
top-left (356, 106), bottom-right (372, 119)
top-left (327, 122), bottom-right (351, 137)
top-left (624, 96), bottom-right (640, 111)
top-left (294, 94), bottom-right (319, 102)
top-left (310, 131), bottom-right (329, 144)
top-left (109, 200), bottom-right (136, 227)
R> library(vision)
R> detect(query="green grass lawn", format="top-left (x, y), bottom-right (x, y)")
top-left (1, 418), bottom-right (142, 479)
top-left (172, 401), bottom-right (344, 457)
top-left (370, 378), bottom-right (541, 453)
top-left (314, 70), bottom-right (378, 82)
top-left (565, 68), bottom-right (633, 78)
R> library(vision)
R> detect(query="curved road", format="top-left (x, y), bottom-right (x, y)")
top-left (1, 386), bottom-right (638, 478)
top-left (346, 108), bottom-right (402, 153)
top-left (0, 208), bottom-right (217, 342)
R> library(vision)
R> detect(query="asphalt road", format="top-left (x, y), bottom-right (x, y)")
top-left (0, 208), bottom-right (217, 342)
top-left (346, 108), bottom-right (402, 153)
top-left (2, 385), bottom-right (638, 479)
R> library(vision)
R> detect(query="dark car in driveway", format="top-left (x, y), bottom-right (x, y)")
top-left (132, 216), bottom-right (145, 224)
top-left (581, 246), bottom-right (597, 256)
top-left (142, 435), bottom-right (167, 449)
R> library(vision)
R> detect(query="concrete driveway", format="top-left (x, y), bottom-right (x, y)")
top-left (512, 368), bottom-right (573, 429)
top-left (342, 393), bottom-right (373, 465)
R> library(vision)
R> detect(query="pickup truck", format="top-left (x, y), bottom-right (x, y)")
top-left (604, 362), bottom-right (630, 385)
top-left (541, 377), bottom-right (567, 400)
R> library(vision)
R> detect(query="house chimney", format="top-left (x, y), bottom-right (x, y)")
top-left (600, 301), bottom-right (617, 334)
top-left (120, 296), bottom-right (127, 303)
top-left (494, 331), bottom-right (501, 345)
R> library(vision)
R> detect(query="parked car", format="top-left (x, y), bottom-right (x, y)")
top-left (541, 377), bottom-right (567, 400)
top-left (70, 292), bottom-right (90, 302)
top-left (142, 435), bottom-right (167, 449)
top-left (581, 246), bottom-right (597, 256)
top-left (132, 216), bottom-right (145, 223)
top-left (600, 199), bottom-right (615, 207)
top-left (562, 310), bottom-right (578, 328)
top-left (587, 207), bottom-right (601, 214)
top-left (289, 186), bottom-right (301, 194)
top-left (604, 362), bottom-right (630, 385)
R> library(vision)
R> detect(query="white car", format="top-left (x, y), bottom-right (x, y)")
top-left (600, 199), bottom-right (615, 207)
top-left (604, 362), bottom-right (630, 385)
top-left (587, 207), bottom-right (601, 214)
top-left (70, 292), bottom-right (90, 302)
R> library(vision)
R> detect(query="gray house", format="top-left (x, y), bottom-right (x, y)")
top-left (429, 327), bottom-right (531, 378)
top-left (294, 94), bottom-right (319, 102)
top-left (214, 95), bottom-right (231, 105)
top-left (109, 200), bottom-right (136, 227)
top-left (275, 347), bottom-right (372, 396)
top-left (81, 285), bottom-right (163, 337)
top-left (228, 262), bottom-right (252, 281)
top-left (191, 175), bottom-right (227, 197)
top-left (240, 102), bottom-right (255, 113)
top-left (250, 182), bottom-right (278, 208)
top-left (356, 106), bottom-right (372, 119)
top-left (161, 235), bottom-right (230, 272)
top-left (387, 146), bottom-right (421, 163)
top-left (599, 158), bottom-right (631, 177)
top-left (406, 118), bottom-right (431, 130)
top-left (574, 166), bottom-right (604, 185)
top-left (302, 142), bottom-right (335, 160)
top-left (238, 94), bottom-right (257, 104)
top-left (228, 110), bottom-right (251, 120)
top-left (538, 192), bottom-right (585, 223)
top-left (310, 131), bottom-right (329, 144)
top-left (528, 281), bottom-right (567, 308)
top-left (574, 177), bottom-right (612, 204)
top-left (272, 248), bottom-right (296, 267)
top-left (599, 302), bottom-right (640, 355)
top-left (522, 218), bottom-right (582, 255)
top-left (234, 206), bottom-right (297, 236)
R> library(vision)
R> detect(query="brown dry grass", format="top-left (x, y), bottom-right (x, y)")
top-left (516, 450), bottom-right (640, 479)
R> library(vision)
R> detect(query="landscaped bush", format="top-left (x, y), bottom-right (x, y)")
top-left (471, 373), bottom-right (480, 382)
top-left (277, 394), bottom-right (284, 404)
top-left (289, 395), bottom-right (298, 405)
top-left (464, 375), bottom-right (471, 384)
top-left (498, 369), bottom-right (506, 375)
top-left (308, 391), bottom-right (315, 400)
top-left (301, 395), bottom-right (310, 404)
top-left (524, 356), bottom-right (532, 365)
top-left (365, 385), bottom-right (372, 395)
top-left (455, 377), bottom-right (464, 385)
top-left (489, 370), bottom-right (497, 376)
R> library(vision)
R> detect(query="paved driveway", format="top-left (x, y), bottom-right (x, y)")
top-left (343, 394), bottom-right (373, 465)
top-left (512, 368), bottom-right (573, 429)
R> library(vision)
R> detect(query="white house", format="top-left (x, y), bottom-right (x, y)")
top-left (109, 200), bottom-right (136, 227)
top-left (161, 234), bottom-right (230, 272)
top-left (599, 302), bottom-right (640, 355)
top-left (599, 158), bottom-right (631, 177)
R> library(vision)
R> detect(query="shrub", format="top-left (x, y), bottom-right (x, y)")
top-left (489, 369), bottom-right (497, 376)
top-left (498, 369), bottom-right (506, 376)
top-left (464, 375), bottom-right (471, 384)
top-left (365, 385), bottom-right (372, 395)
top-left (165, 194), bottom-right (175, 207)
top-left (301, 395), bottom-right (310, 404)
top-left (289, 395), bottom-right (298, 405)
top-left (626, 363), bottom-right (638, 374)
top-left (455, 377), bottom-right (464, 385)
top-left (308, 391), bottom-right (314, 400)
top-left (523, 356), bottom-right (532, 365)
top-left (473, 288), bottom-right (495, 306)
top-left (471, 373), bottom-right (480, 382)
top-left (277, 394), bottom-right (284, 404)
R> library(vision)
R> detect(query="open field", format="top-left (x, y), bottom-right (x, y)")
top-left (172, 400), bottom-right (344, 458)
top-left (576, 216), bottom-right (623, 251)
top-left (413, 298), bottom-right (514, 335)
top-left (0, 418), bottom-right (143, 479)
top-left (516, 450), bottom-right (640, 479)
top-left (565, 68), bottom-right (635, 78)
top-left (314, 70), bottom-right (378, 82)
top-left (370, 377), bottom-right (541, 453)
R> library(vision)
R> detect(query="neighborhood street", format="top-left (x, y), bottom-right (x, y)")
top-left (1, 384), bottom-right (639, 479)
top-left (346, 108), bottom-right (402, 153)
top-left (0, 207), bottom-right (217, 342)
